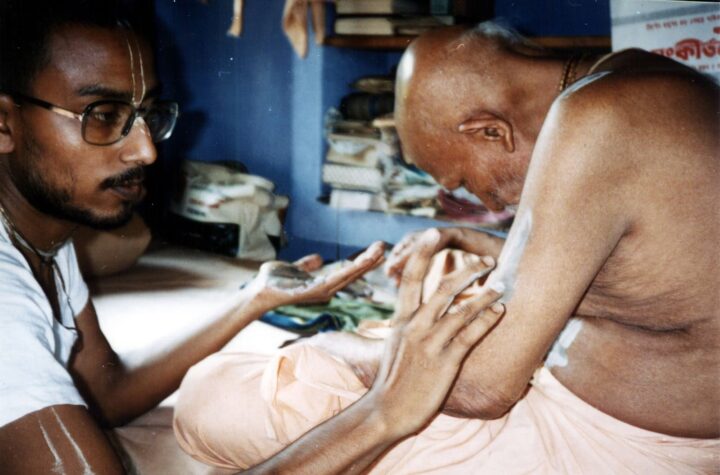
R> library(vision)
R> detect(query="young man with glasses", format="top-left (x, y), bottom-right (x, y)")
top-left (0, 2), bottom-right (395, 472)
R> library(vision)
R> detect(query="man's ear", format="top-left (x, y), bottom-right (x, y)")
top-left (457, 114), bottom-right (515, 153)
top-left (0, 95), bottom-right (16, 154)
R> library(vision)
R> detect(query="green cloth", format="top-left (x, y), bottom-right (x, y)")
top-left (275, 297), bottom-right (394, 332)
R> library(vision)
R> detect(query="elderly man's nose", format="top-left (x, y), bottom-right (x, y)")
top-left (120, 117), bottom-right (157, 166)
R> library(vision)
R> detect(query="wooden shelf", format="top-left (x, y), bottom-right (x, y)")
top-left (323, 35), bottom-right (416, 50)
top-left (532, 36), bottom-right (611, 50)
top-left (322, 35), bottom-right (610, 51)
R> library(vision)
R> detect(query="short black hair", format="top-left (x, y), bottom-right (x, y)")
top-left (0, 0), bottom-right (154, 94)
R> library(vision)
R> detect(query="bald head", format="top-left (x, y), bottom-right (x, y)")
top-left (396, 27), bottom-right (507, 140)
top-left (394, 24), bottom-right (558, 211)
top-left (396, 24), bottom-right (542, 134)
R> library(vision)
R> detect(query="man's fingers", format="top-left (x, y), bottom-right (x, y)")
top-left (356, 241), bottom-right (386, 264)
top-left (386, 233), bottom-right (418, 261)
top-left (448, 302), bottom-right (505, 357)
top-left (293, 254), bottom-right (323, 272)
top-left (323, 261), bottom-right (382, 296)
top-left (412, 256), bottom-right (495, 328)
top-left (384, 234), bottom-right (419, 280)
top-left (394, 229), bottom-right (442, 320)
top-left (310, 242), bottom-right (385, 295)
top-left (384, 227), bottom-right (448, 284)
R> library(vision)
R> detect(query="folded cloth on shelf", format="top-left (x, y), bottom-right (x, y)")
top-left (174, 343), bottom-right (720, 474)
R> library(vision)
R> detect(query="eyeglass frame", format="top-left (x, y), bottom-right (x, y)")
top-left (8, 91), bottom-right (179, 146)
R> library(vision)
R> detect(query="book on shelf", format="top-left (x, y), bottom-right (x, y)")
top-left (326, 147), bottom-right (381, 169)
top-left (329, 189), bottom-right (388, 212)
top-left (326, 128), bottom-right (398, 166)
top-left (350, 75), bottom-right (395, 94)
top-left (371, 115), bottom-right (396, 128)
top-left (322, 163), bottom-right (384, 193)
top-left (334, 15), bottom-right (455, 36)
top-left (327, 131), bottom-right (385, 149)
top-left (328, 120), bottom-right (381, 139)
top-left (336, 0), bottom-right (427, 15)
top-left (430, 0), bottom-right (491, 20)
top-left (340, 92), bottom-right (395, 121)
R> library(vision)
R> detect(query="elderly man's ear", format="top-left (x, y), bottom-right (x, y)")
top-left (457, 114), bottom-right (515, 153)
top-left (0, 95), bottom-right (16, 154)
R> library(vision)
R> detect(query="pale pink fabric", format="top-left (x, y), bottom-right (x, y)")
top-left (174, 344), bottom-right (720, 474)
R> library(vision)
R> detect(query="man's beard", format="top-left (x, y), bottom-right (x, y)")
top-left (12, 133), bottom-right (141, 230)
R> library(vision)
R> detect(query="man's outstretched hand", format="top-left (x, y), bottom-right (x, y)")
top-left (245, 241), bottom-right (386, 309)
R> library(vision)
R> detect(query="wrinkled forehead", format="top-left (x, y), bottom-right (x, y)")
top-left (33, 24), bottom-right (157, 100)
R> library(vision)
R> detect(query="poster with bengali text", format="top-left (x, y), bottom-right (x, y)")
top-left (611, 0), bottom-right (720, 81)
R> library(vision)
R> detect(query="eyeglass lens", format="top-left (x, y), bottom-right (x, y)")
top-left (82, 101), bottom-right (178, 145)
top-left (144, 101), bottom-right (179, 143)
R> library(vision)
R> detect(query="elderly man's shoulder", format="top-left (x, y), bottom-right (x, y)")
top-left (533, 54), bottom-right (717, 193)
top-left (545, 52), bottom-right (717, 154)
top-left (557, 49), bottom-right (717, 119)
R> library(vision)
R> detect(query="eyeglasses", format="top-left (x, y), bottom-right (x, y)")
top-left (11, 92), bottom-right (179, 146)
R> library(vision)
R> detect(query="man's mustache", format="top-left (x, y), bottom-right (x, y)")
top-left (102, 167), bottom-right (145, 189)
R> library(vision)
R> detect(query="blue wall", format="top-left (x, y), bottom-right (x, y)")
top-left (155, 1), bottom-right (293, 194)
top-left (495, 0), bottom-right (610, 36)
top-left (154, 0), bottom-right (611, 261)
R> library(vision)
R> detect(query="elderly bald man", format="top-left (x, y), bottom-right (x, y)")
top-left (389, 23), bottom-right (719, 432)
top-left (173, 24), bottom-right (720, 473)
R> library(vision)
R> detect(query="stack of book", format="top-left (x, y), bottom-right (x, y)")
top-left (333, 0), bottom-right (490, 37)
top-left (322, 74), bottom-right (393, 211)
top-left (323, 125), bottom-right (444, 217)
top-left (322, 116), bottom-right (393, 212)
top-left (322, 73), bottom-right (442, 217)
top-left (334, 0), bottom-right (446, 36)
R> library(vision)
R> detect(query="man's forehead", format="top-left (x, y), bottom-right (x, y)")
top-left (37, 24), bottom-right (156, 99)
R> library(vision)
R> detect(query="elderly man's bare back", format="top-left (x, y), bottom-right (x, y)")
top-left (545, 49), bottom-right (719, 438)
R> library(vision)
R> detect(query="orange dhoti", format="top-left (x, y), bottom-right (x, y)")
top-left (173, 344), bottom-right (720, 474)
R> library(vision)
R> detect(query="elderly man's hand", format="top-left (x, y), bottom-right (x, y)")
top-left (245, 241), bottom-right (385, 310)
top-left (385, 227), bottom-right (504, 286)
top-left (366, 255), bottom-right (503, 437)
